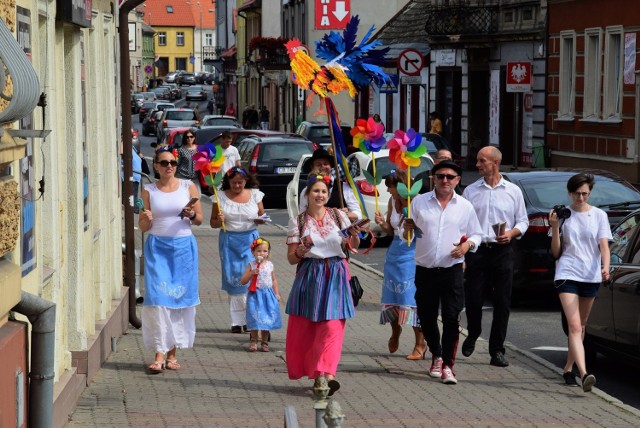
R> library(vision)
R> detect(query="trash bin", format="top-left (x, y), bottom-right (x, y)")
top-left (532, 142), bottom-right (545, 168)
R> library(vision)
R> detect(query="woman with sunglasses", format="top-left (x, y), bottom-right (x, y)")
top-left (210, 167), bottom-right (267, 333)
top-left (549, 173), bottom-right (611, 391)
top-left (374, 169), bottom-right (426, 360)
top-left (175, 130), bottom-right (200, 191)
top-left (138, 145), bottom-right (203, 374)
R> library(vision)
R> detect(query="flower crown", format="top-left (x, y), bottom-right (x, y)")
top-left (226, 166), bottom-right (247, 178)
top-left (251, 237), bottom-right (270, 251)
top-left (155, 144), bottom-right (179, 159)
top-left (307, 174), bottom-right (331, 187)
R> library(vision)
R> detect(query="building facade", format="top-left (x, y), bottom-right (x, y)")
top-left (547, 0), bottom-right (640, 181)
top-left (0, 0), bottom-right (127, 426)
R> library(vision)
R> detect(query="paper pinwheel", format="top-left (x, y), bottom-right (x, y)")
top-left (351, 116), bottom-right (386, 212)
top-left (193, 142), bottom-right (226, 230)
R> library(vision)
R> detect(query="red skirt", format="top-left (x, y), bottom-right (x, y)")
top-left (286, 315), bottom-right (346, 380)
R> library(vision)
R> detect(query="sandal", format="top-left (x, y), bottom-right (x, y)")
top-left (165, 359), bottom-right (181, 370)
top-left (260, 341), bottom-right (270, 352)
top-left (248, 339), bottom-right (258, 352)
top-left (147, 360), bottom-right (164, 374)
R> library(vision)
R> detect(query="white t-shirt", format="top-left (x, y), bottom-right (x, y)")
top-left (221, 145), bottom-right (241, 174)
top-left (554, 206), bottom-right (612, 283)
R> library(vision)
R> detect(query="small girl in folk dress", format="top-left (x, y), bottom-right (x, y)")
top-left (240, 238), bottom-right (282, 352)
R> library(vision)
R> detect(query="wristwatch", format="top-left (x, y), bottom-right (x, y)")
top-left (467, 241), bottom-right (475, 251)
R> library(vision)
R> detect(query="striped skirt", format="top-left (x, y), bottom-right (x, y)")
top-left (285, 256), bottom-right (355, 322)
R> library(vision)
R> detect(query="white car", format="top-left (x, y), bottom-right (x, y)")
top-left (286, 149), bottom-right (434, 238)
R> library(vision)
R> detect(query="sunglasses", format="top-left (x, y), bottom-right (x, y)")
top-left (435, 173), bottom-right (459, 181)
top-left (186, 135), bottom-right (195, 139)
top-left (157, 160), bottom-right (178, 167)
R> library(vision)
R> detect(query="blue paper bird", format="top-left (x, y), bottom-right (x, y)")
top-left (315, 15), bottom-right (391, 89)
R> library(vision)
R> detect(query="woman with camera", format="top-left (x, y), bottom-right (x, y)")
top-left (548, 173), bottom-right (611, 392)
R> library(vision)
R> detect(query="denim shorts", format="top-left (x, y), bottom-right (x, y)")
top-left (554, 280), bottom-right (600, 298)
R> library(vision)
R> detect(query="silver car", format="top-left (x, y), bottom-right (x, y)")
top-left (156, 108), bottom-right (200, 142)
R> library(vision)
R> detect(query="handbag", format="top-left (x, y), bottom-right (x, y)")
top-left (349, 275), bottom-right (364, 307)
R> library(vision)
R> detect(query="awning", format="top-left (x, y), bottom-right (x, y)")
top-left (220, 45), bottom-right (237, 58)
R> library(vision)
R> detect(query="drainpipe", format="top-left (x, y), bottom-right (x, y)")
top-left (120, 0), bottom-right (147, 329)
top-left (12, 291), bottom-right (56, 428)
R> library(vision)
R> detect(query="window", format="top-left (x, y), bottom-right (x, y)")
top-left (504, 11), bottom-right (513, 23)
top-left (583, 28), bottom-right (602, 120)
top-left (176, 32), bottom-right (185, 46)
top-left (603, 26), bottom-right (623, 120)
top-left (558, 31), bottom-right (576, 119)
top-left (175, 57), bottom-right (187, 71)
top-left (610, 214), bottom-right (640, 264)
top-left (205, 33), bottom-right (213, 46)
top-left (166, 6), bottom-right (173, 13)
top-left (158, 32), bottom-right (167, 46)
top-left (522, 8), bottom-right (533, 21)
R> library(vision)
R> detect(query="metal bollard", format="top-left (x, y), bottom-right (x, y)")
top-left (283, 405), bottom-right (299, 428)
top-left (323, 400), bottom-right (345, 427)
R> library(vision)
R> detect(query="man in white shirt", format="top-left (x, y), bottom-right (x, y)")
top-left (298, 148), bottom-right (362, 222)
top-left (404, 161), bottom-right (482, 385)
top-left (220, 131), bottom-right (241, 174)
top-left (461, 146), bottom-right (529, 368)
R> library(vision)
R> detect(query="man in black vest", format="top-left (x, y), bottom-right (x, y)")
top-left (298, 148), bottom-right (362, 222)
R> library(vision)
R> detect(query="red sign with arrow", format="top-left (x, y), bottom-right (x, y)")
top-left (315, 0), bottom-right (351, 30)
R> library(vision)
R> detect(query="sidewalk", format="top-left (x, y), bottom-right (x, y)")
top-left (67, 206), bottom-right (640, 427)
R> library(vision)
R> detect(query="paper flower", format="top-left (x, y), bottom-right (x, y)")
top-left (350, 117), bottom-right (386, 154)
top-left (387, 128), bottom-right (426, 170)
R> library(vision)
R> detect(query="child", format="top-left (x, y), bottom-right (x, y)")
top-left (240, 238), bottom-right (282, 352)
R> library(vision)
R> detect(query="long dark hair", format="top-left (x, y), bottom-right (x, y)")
top-left (221, 166), bottom-right (260, 190)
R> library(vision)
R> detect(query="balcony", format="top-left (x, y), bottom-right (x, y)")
top-left (249, 37), bottom-right (290, 70)
top-left (424, 4), bottom-right (499, 37)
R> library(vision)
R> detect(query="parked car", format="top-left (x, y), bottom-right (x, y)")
top-left (193, 126), bottom-right (244, 146)
top-left (151, 86), bottom-right (172, 101)
top-left (154, 126), bottom-right (191, 149)
top-left (502, 168), bottom-right (640, 291)
top-left (141, 102), bottom-right (175, 136)
top-left (156, 108), bottom-right (200, 141)
top-left (164, 83), bottom-right (181, 100)
top-left (138, 102), bottom-right (156, 122)
top-left (199, 114), bottom-right (241, 129)
top-left (296, 121), bottom-right (355, 153)
top-left (578, 209), bottom-right (640, 366)
top-left (131, 93), bottom-right (144, 113)
top-left (206, 129), bottom-right (277, 147)
top-left (164, 71), bottom-right (182, 84)
top-left (420, 133), bottom-right (462, 166)
top-left (178, 72), bottom-right (196, 86)
top-left (285, 148), bottom-right (434, 235)
top-left (185, 85), bottom-right (207, 101)
top-left (235, 134), bottom-right (316, 204)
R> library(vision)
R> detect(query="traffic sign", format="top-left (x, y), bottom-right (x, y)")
top-left (315, 0), bottom-right (351, 30)
top-left (378, 74), bottom-right (399, 93)
top-left (506, 61), bottom-right (532, 92)
top-left (397, 49), bottom-right (424, 76)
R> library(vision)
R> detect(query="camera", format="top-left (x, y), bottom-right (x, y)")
top-left (553, 204), bottom-right (571, 219)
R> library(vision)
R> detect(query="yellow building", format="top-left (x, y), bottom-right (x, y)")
top-left (144, 0), bottom-right (197, 75)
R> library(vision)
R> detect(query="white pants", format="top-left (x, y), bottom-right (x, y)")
top-left (229, 293), bottom-right (247, 326)
top-left (260, 121), bottom-right (269, 130)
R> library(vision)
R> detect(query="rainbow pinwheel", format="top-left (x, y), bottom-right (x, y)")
top-left (351, 116), bottom-right (386, 212)
top-left (193, 143), bottom-right (226, 230)
top-left (388, 128), bottom-right (425, 245)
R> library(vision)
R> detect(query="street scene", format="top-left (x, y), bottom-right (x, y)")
top-left (2, 0), bottom-right (640, 427)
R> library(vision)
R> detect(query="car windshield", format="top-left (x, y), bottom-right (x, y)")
top-left (203, 118), bottom-right (238, 127)
top-left (166, 111), bottom-right (196, 121)
top-left (519, 178), bottom-right (640, 209)
top-left (261, 142), bottom-right (310, 161)
top-left (367, 156), bottom-right (434, 177)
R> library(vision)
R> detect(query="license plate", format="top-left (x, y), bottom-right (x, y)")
top-left (276, 167), bottom-right (296, 174)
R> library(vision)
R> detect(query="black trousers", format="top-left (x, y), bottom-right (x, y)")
top-left (464, 244), bottom-right (514, 356)
top-left (415, 264), bottom-right (464, 368)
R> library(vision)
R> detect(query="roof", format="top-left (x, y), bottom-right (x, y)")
top-left (372, 0), bottom-right (430, 45)
top-left (143, 0), bottom-right (196, 27)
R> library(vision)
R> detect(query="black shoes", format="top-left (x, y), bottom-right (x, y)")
top-left (490, 352), bottom-right (509, 367)
top-left (582, 373), bottom-right (596, 392)
top-left (461, 337), bottom-right (476, 357)
top-left (231, 325), bottom-right (242, 334)
top-left (563, 371), bottom-right (578, 387)
top-left (242, 325), bottom-right (248, 333)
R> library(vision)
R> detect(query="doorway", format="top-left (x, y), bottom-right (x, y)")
top-left (436, 67), bottom-right (462, 155)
